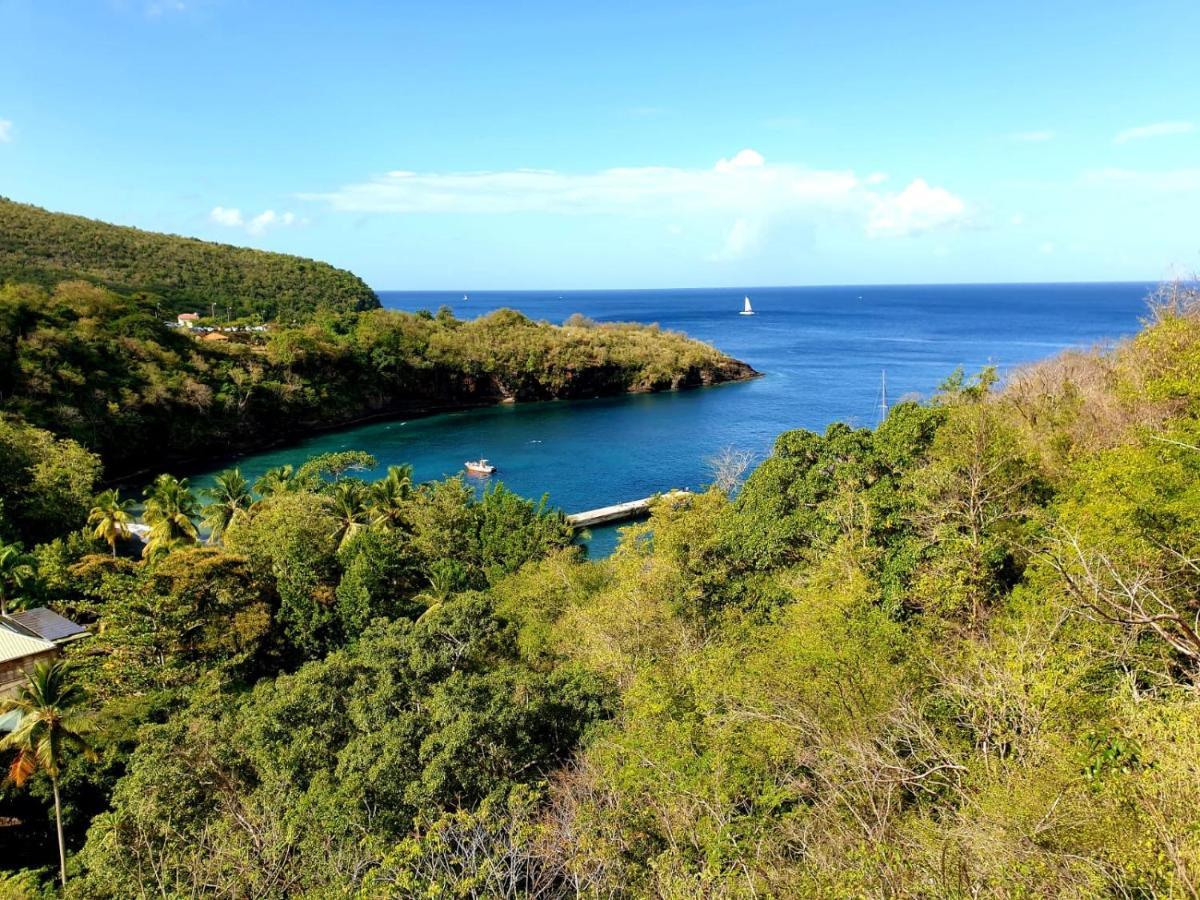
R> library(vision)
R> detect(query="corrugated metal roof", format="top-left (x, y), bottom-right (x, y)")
top-left (6, 608), bottom-right (87, 642)
top-left (0, 624), bottom-right (55, 665)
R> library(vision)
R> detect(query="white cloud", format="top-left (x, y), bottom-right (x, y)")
top-left (866, 178), bottom-right (967, 238)
top-left (1010, 130), bottom-right (1055, 143)
top-left (1114, 121), bottom-right (1196, 144)
top-left (209, 206), bottom-right (302, 235)
top-left (305, 150), bottom-right (969, 252)
top-left (713, 148), bottom-right (765, 173)
top-left (209, 206), bottom-right (244, 227)
top-left (0, 120), bottom-right (12, 143)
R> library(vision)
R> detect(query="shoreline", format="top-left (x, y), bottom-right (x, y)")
top-left (111, 366), bottom-right (762, 487)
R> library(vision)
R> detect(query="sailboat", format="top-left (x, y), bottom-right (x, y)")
top-left (740, 296), bottom-right (755, 316)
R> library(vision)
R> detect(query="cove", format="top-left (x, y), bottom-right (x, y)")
top-left (189, 283), bottom-right (1153, 556)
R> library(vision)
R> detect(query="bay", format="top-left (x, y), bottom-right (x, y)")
top-left (191, 283), bottom-right (1151, 556)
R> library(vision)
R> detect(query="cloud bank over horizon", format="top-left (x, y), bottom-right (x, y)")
top-left (302, 149), bottom-right (970, 260)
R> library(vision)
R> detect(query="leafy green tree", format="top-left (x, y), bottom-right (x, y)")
top-left (477, 483), bottom-right (573, 583)
top-left (86, 488), bottom-right (134, 556)
top-left (200, 468), bottom-right (253, 542)
top-left (224, 491), bottom-right (341, 658)
top-left (0, 540), bottom-right (36, 615)
top-left (141, 474), bottom-right (199, 557)
top-left (0, 415), bottom-right (101, 544)
top-left (0, 661), bottom-right (96, 888)
top-left (297, 450), bottom-right (378, 485)
top-left (335, 526), bottom-right (424, 634)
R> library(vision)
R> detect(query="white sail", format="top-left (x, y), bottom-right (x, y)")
top-left (741, 296), bottom-right (755, 315)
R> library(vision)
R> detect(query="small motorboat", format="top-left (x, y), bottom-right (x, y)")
top-left (465, 458), bottom-right (496, 475)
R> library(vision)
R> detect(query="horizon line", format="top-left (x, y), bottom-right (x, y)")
top-left (374, 278), bottom-right (1164, 294)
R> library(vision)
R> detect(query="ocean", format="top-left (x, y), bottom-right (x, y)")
top-left (191, 283), bottom-right (1152, 556)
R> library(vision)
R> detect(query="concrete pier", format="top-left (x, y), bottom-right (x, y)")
top-left (566, 490), bottom-right (691, 529)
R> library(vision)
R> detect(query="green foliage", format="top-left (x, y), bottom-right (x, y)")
top-left (140, 474), bottom-right (199, 557)
top-left (13, 284), bottom-right (1200, 896)
top-left (73, 596), bottom-right (612, 897)
top-left (85, 489), bottom-right (134, 557)
top-left (0, 415), bottom-right (100, 544)
top-left (224, 490), bottom-right (342, 658)
top-left (0, 662), bottom-right (97, 888)
top-left (0, 196), bottom-right (378, 319)
top-left (199, 469), bottom-right (252, 542)
top-left (0, 281), bottom-right (751, 478)
top-left (335, 526), bottom-right (424, 634)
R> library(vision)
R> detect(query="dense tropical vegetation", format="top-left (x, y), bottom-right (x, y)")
top-left (0, 279), bottom-right (753, 478)
top-left (0, 282), bottom-right (1198, 895)
top-left (3, 205), bottom-right (1200, 895)
top-left (0, 198), bottom-right (378, 320)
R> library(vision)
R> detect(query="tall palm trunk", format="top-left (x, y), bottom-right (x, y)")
top-left (53, 776), bottom-right (66, 887)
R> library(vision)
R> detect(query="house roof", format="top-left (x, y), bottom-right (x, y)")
top-left (0, 625), bottom-right (55, 665)
top-left (4, 608), bottom-right (88, 643)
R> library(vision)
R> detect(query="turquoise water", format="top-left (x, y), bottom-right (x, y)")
top-left (191, 283), bottom-right (1151, 556)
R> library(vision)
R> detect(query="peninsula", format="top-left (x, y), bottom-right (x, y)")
top-left (0, 201), bottom-right (757, 477)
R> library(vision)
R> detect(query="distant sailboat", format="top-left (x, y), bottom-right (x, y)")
top-left (740, 296), bottom-right (755, 316)
top-left (463, 294), bottom-right (469, 302)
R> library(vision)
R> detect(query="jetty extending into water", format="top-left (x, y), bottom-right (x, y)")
top-left (566, 490), bottom-right (692, 529)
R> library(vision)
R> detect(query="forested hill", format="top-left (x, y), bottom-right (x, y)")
top-left (0, 197), bottom-right (379, 320)
top-left (0, 281), bottom-right (755, 477)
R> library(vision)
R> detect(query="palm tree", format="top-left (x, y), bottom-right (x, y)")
top-left (329, 480), bottom-right (369, 550)
top-left (200, 469), bottom-right (253, 542)
top-left (253, 464), bottom-right (297, 499)
top-left (0, 541), bottom-right (36, 616)
top-left (86, 489), bottom-right (135, 556)
top-left (368, 464), bottom-right (415, 528)
top-left (0, 661), bottom-right (96, 888)
top-left (415, 564), bottom-right (459, 623)
top-left (141, 474), bottom-right (199, 557)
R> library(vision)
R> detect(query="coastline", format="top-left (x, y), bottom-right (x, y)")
top-left (111, 363), bottom-right (762, 487)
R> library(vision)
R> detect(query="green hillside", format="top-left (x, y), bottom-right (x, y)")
top-left (2, 284), bottom-right (1199, 897)
top-left (0, 197), bottom-right (379, 320)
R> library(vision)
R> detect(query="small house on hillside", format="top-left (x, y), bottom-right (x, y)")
top-left (0, 609), bottom-right (88, 730)
top-left (0, 627), bottom-right (56, 700)
top-left (202, 330), bottom-right (230, 342)
top-left (178, 312), bottom-right (200, 327)
top-left (3, 608), bottom-right (88, 646)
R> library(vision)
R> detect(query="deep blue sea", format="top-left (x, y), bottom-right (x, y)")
top-left (193, 284), bottom-right (1151, 555)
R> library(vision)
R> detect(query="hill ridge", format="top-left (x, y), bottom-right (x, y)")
top-left (0, 196), bottom-right (378, 320)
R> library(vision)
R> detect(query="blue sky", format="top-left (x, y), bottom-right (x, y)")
top-left (1, 0), bottom-right (1198, 289)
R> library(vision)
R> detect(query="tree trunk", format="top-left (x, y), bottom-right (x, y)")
top-left (53, 775), bottom-right (67, 887)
